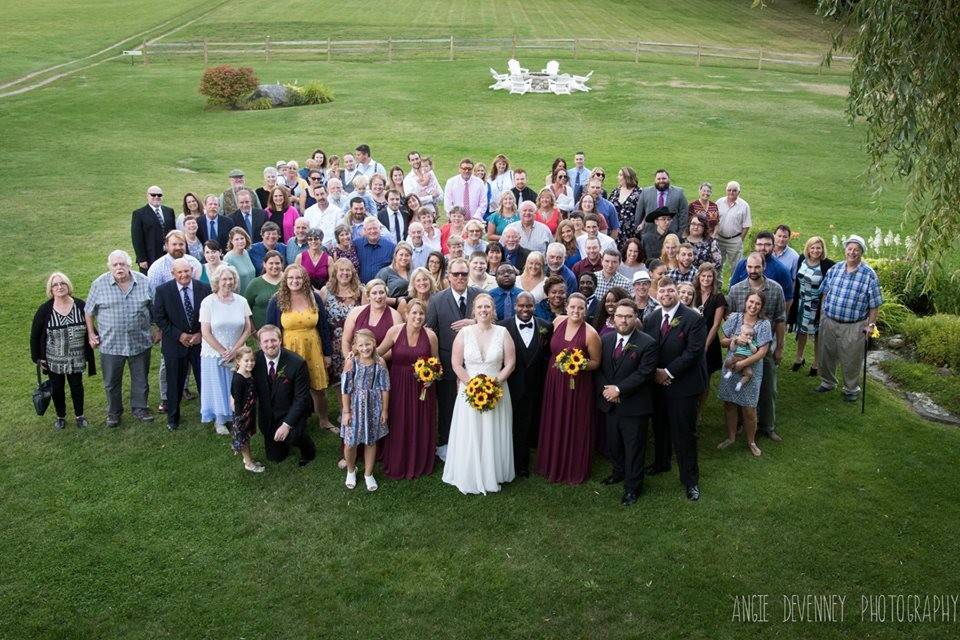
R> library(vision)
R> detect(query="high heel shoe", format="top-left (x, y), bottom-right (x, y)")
top-left (791, 359), bottom-right (805, 372)
top-left (808, 367), bottom-right (818, 377)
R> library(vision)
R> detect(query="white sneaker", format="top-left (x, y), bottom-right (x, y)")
top-left (215, 422), bottom-right (229, 435)
top-left (723, 371), bottom-right (732, 379)
top-left (244, 461), bottom-right (265, 473)
top-left (365, 474), bottom-right (378, 492)
top-left (345, 470), bottom-right (357, 489)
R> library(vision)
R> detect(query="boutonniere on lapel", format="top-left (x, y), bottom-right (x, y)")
top-left (670, 317), bottom-right (681, 329)
top-left (276, 366), bottom-right (289, 383)
top-left (538, 326), bottom-right (549, 336)
top-left (623, 343), bottom-right (639, 359)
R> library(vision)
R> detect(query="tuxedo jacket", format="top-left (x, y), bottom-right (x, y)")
top-left (642, 304), bottom-right (707, 398)
top-left (252, 349), bottom-right (313, 438)
top-left (196, 214), bottom-right (237, 249)
top-left (636, 186), bottom-right (689, 237)
top-left (595, 329), bottom-right (658, 417)
top-left (229, 208), bottom-right (269, 243)
top-left (131, 204), bottom-right (175, 266)
top-left (425, 286), bottom-right (481, 380)
top-left (499, 316), bottom-right (552, 400)
top-left (153, 278), bottom-right (211, 356)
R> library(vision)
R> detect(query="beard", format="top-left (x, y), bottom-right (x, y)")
top-left (656, 182), bottom-right (670, 192)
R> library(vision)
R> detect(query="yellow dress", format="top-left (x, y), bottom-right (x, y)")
top-left (281, 308), bottom-right (328, 390)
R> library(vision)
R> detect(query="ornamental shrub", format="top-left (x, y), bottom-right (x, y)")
top-left (199, 65), bottom-right (259, 109)
top-left (299, 81), bottom-right (334, 104)
top-left (902, 314), bottom-right (960, 371)
top-left (245, 97), bottom-right (274, 111)
top-left (868, 258), bottom-right (932, 315)
top-left (876, 289), bottom-right (912, 334)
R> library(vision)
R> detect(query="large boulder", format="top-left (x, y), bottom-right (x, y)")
top-left (248, 84), bottom-right (293, 107)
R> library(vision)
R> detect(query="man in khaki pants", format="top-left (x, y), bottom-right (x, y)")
top-left (815, 235), bottom-right (883, 402)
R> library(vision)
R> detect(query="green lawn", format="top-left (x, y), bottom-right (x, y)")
top-left (1, 5), bottom-right (958, 639)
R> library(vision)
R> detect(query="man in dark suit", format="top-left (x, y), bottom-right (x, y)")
top-left (229, 189), bottom-right (268, 243)
top-left (425, 257), bottom-right (480, 458)
top-left (252, 325), bottom-right (316, 466)
top-left (636, 169), bottom-right (688, 239)
top-left (196, 194), bottom-right (234, 249)
top-left (642, 276), bottom-right (707, 501)
top-left (153, 258), bottom-right (210, 430)
top-left (500, 227), bottom-right (530, 272)
top-left (131, 185), bottom-right (175, 273)
top-left (500, 291), bottom-right (552, 477)
top-left (596, 299), bottom-right (658, 505)
top-left (509, 168), bottom-right (538, 207)
top-left (377, 189), bottom-right (409, 243)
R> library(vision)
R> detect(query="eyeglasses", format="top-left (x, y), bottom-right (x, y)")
top-left (449, 271), bottom-right (468, 277)
top-left (149, 193), bottom-right (163, 197)
top-left (594, 173), bottom-right (605, 178)
top-left (310, 176), bottom-right (322, 181)
top-left (558, 175), bottom-right (567, 180)
top-left (460, 166), bottom-right (472, 172)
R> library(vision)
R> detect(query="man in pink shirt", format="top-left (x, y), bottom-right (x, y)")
top-left (443, 157), bottom-right (487, 221)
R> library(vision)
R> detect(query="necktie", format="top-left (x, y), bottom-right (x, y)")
top-left (519, 322), bottom-right (533, 330)
top-left (658, 191), bottom-right (665, 208)
top-left (462, 179), bottom-right (470, 215)
top-left (181, 286), bottom-right (193, 325)
top-left (393, 210), bottom-right (402, 240)
top-left (244, 213), bottom-right (252, 235)
top-left (209, 219), bottom-right (217, 240)
top-left (661, 313), bottom-right (671, 336)
top-left (268, 360), bottom-right (277, 381)
top-left (503, 291), bottom-right (513, 318)
top-left (155, 206), bottom-right (165, 227)
top-left (458, 295), bottom-right (467, 319)
top-left (614, 337), bottom-right (625, 358)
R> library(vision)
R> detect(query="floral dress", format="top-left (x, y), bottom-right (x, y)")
top-left (341, 360), bottom-right (390, 447)
top-left (689, 238), bottom-right (723, 269)
top-left (610, 187), bottom-right (640, 252)
top-left (325, 291), bottom-right (359, 379)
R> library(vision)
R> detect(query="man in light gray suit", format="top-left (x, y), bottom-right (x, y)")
top-left (636, 168), bottom-right (688, 240)
top-left (425, 257), bottom-right (481, 458)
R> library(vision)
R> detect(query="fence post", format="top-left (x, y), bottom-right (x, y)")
top-left (696, 42), bottom-right (701, 67)
top-left (388, 37), bottom-right (393, 63)
top-left (758, 46), bottom-right (763, 70)
top-left (265, 36), bottom-right (271, 63)
top-left (512, 34), bottom-right (517, 59)
top-left (327, 38), bottom-right (332, 62)
top-left (449, 35), bottom-right (454, 61)
top-left (573, 38), bottom-right (579, 59)
top-left (635, 40), bottom-right (640, 63)
top-left (203, 39), bottom-right (209, 67)
top-left (142, 40), bottom-right (148, 65)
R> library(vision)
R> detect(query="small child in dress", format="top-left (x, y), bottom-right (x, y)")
top-left (340, 329), bottom-right (390, 491)
top-left (677, 283), bottom-right (697, 309)
top-left (723, 324), bottom-right (759, 391)
top-left (230, 347), bottom-right (264, 473)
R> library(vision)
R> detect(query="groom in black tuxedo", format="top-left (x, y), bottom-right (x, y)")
top-left (642, 277), bottom-right (707, 501)
top-left (252, 325), bottom-right (316, 466)
top-left (500, 291), bottom-right (552, 477)
top-left (596, 299), bottom-right (658, 505)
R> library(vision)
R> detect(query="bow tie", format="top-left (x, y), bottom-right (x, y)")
top-left (519, 322), bottom-right (533, 330)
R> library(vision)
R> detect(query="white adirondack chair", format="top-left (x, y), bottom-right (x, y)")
top-left (543, 60), bottom-right (560, 76)
top-left (550, 74), bottom-right (572, 95)
top-left (507, 58), bottom-right (528, 76)
top-left (489, 67), bottom-right (510, 90)
top-left (508, 75), bottom-right (531, 95)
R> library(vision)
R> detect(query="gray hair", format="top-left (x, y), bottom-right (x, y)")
top-left (502, 227), bottom-right (520, 239)
top-left (211, 264), bottom-right (240, 293)
top-left (107, 249), bottom-right (133, 267)
top-left (263, 166), bottom-right (278, 179)
top-left (699, 181), bottom-right (712, 192)
top-left (546, 242), bottom-right (566, 257)
top-left (726, 180), bottom-right (741, 192)
top-left (327, 178), bottom-right (343, 189)
top-left (170, 257), bottom-right (193, 273)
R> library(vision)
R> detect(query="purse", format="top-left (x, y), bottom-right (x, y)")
top-left (32, 363), bottom-right (54, 416)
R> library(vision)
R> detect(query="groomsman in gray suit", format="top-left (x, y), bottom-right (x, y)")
top-left (425, 257), bottom-right (480, 458)
top-left (636, 168), bottom-right (688, 239)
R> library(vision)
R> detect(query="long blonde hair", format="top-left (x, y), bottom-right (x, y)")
top-left (328, 257), bottom-right (363, 300)
top-left (276, 264), bottom-right (317, 312)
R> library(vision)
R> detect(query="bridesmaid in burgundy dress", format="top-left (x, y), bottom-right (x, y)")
top-left (376, 299), bottom-right (440, 479)
top-left (339, 279), bottom-right (402, 466)
top-left (536, 293), bottom-right (603, 485)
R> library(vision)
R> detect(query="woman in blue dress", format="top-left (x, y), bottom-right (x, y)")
top-left (788, 236), bottom-right (835, 377)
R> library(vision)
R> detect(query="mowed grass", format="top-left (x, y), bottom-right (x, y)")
top-left (180, 0), bottom-right (834, 53)
top-left (1, 50), bottom-right (959, 640)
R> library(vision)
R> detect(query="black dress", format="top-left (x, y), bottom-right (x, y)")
top-left (700, 292), bottom-right (727, 374)
top-left (230, 374), bottom-right (257, 452)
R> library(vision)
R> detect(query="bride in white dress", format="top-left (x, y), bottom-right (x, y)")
top-left (442, 293), bottom-right (517, 495)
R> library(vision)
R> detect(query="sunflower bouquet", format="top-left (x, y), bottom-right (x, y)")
top-left (554, 347), bottom-right (587, 389)
top-left (464, 374), bottom-right (504, 412)
top-left (413, 356), bottom-right (443, 401)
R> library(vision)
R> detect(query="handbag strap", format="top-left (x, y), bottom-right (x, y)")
top-left (36, 362), bottom-right (44, 385)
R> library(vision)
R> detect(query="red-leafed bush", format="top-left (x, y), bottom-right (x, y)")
top-left (198, 65), bottom-right (259, 109)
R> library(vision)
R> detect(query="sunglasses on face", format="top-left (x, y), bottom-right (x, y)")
top-left (149, 193), bottom-right (163, 197)
top-left (449, 271), bottom-right (468, 277)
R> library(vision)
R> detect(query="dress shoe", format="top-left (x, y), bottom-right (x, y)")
top-left (298, 457), bottom-right (314, 468)
top-left (621, 491), bottom-right (640, 506)
top-left (645, 465), bottom-right (669, 476)
top-left (766, 431), bottom-right (783, 443)
top-left (166, 421), bottom-right (178, 432)
top-left (602, 474), bottom-right (625, 485)
top-left (106, 414), bottom-right (120, 428)
top-left (182, 388), bottom-right (197, 401)
top-left (132, 408), bottom-right (154, 422)
top-left (158, 401), bottom-right (168, 413)
top-left (814, 384), bottom-right (834, 393)
top-left (686, 485), bottom-right (701, 501)
top-left (54, 417), bottom-right (66, 431)
top-left (76, 416), bottom-right (89, 428)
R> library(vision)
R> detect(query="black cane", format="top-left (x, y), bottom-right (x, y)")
top-left (861, 333), bottom-right (868, 415)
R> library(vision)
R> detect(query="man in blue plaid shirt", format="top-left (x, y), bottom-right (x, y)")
top-left (815, 235), bottom-right (882, 401)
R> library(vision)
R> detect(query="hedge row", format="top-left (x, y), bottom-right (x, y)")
top-left (901, 314), bottom-right (960, 371)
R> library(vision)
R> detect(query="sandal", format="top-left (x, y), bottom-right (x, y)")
top-left (791, 359), bottom-right (805, 372)
top-left (244, 461), bottom-right (266, 473)
top-left (717, 438), bottom-right (735, 450)
top-left (749, 443), bottom-right (762, 457)
top-left (345, 470), bottom-right (357, 489)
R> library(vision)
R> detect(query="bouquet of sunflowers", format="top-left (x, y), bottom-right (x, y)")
top-left (413, 356), bottom-right (443, 401)
top-left (464, 374), bottom-right (504, 412)
top-left (554, 347), bottom-right (587, 389)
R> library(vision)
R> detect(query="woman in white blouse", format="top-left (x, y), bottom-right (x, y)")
top-left (487, 153), bottom-right (515, 214)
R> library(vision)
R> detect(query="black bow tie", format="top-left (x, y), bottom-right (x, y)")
top-left (519, 322), bottom-right (533, 330)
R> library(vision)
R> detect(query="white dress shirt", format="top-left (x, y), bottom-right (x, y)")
top-left (303, 202), bottom-right (342, 245)
top-left (516, 315), bottom-right (535, 347)
top-left (715, 197), bottom-right (752, 239)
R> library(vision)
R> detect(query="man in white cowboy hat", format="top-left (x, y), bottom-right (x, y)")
top-left (815, 234), bottom-right (883, 402)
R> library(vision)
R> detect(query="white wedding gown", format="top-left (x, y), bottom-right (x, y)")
top-left (442, 325), bottom-right (515, 495)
